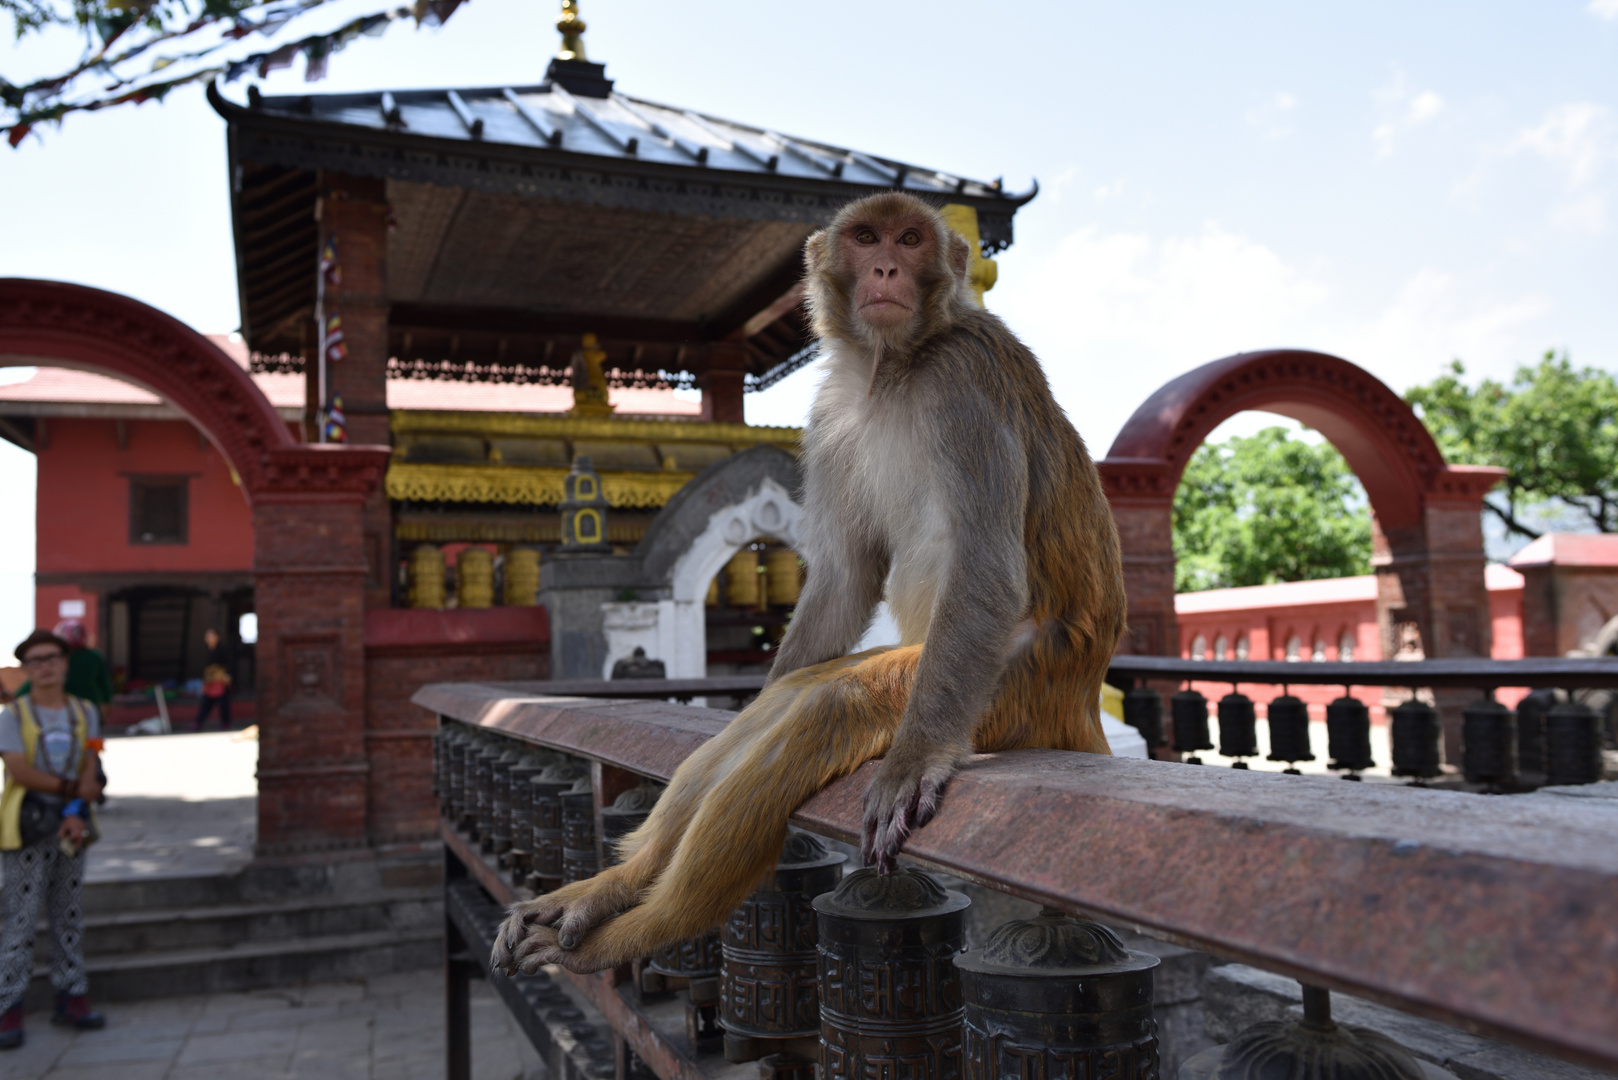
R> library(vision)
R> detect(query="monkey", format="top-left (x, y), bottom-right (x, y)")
top-left (491, 191), bottom-right (1126, 976)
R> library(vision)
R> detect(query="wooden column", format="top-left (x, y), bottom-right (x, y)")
top-left (698, 343), bottom-right (749, 424)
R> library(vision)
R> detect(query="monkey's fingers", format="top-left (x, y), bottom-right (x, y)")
top-left (512, 923), bottom-right (563, 974)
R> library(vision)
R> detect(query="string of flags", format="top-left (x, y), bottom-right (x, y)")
top-left (323, 397), bottom-right (347, 444)
top-left (3, 0), bottom-right (469, 147)
top-left (325, 314), bottom-right (348, 363)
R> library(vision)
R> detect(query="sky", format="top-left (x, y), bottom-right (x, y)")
top-left (2, 1), bottom-right (1616, 641)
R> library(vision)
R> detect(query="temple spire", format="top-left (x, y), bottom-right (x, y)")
top-left (545, 0), bottom-right (612, 97)
top-left (556, 0), bottom-right (586, 61)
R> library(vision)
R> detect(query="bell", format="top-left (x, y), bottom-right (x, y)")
top-left (1123, 686), bottom-right (1165, 748)
top-left (1515, 689), bottom-right (1553, 778)
top-left (1217, 692), bottom-right (1258, 767)
top-left (1171, 689), bottom-right (1212, 764)
top-left (1389, 699), bottom-right (1442, 781)
top-left (1461, 696), bottom-right (1517, 788)
top-left (957, 909), bottom-right (1159, 1079)
top-left (1265, 695), bottom-right (1313, 773)
top-left (1545, 699), bottom-right (1603, 786)
top-left (1326, 695), bottom-right (1374, 777)
top-left (720, 831), bottom-right (845, 1063)
top-left (814, 867), bottom-right (968, 1080)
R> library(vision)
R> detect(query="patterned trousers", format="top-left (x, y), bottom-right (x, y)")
top-left (0, 839), bottom-right (87, 1011)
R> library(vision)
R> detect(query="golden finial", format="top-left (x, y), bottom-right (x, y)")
top-left (570, 332), bottom-right (615, 418)
top-left (557, 0), bottom-right (586, 61)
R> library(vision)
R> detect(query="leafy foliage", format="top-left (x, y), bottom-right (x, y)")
top-left (1174, 426), bottom-right (1372, 593)
top-left (1406, 353), bottom-right (1618, 538)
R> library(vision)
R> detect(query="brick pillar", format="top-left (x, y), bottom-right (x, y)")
top-left (319, 172), bottom-right (393, 607)
top-left (1098, 460), bottom-right (1177, 656)
top-left (698, 343), bottom-right (749, 424)
top-left (252, 445), bottom-right (390, 855)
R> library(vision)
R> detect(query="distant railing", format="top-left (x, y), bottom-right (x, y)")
top-left (418, 678), bottom-right (1618, 1080)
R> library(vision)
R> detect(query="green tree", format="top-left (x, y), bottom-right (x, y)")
top-left (1174, 427), bottom-right (1372, 592)
top-left (1406, 353), bottom-right (1618, 538)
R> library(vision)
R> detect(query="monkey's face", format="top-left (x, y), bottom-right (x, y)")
top-left (841, 216), bottom-right (936, 332)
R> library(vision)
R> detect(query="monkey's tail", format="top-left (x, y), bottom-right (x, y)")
top-left (583, 647), bottom-right (918, 966)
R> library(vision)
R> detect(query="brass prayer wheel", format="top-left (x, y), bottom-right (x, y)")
top-left (561, 777), bottom-right (600, 884)
top-left (600, 781), bottom-right (663, 866)
top-left (1217, 691), bottom-right (1258, 766)
top-left (457, 546), bottom-right (494, 608)
top-left (1122, 686), bottom-right (1165, 748)
top-left (504, 547), bottom-right (540, 606)
top-left (814, 867), bottom-right (969, 1080)
top-left (468, 737), bottom-right (503, 840)
top-left (721, 831), bottom-right (845, 1063)
top-left (725, 548), bottom-right (761, 608)
top-left (765, 548), bottom-right (803, 607)
top-left (485, 747), bottom-right (521, 854)
top-left (1170, 689), bottom-right (1212, 763)
top-left (1326, 695), bottom-right (1375, 776)
top-left (1390, 698), bottom-right (1442, 780)
top-left (1461, 695), bottom-right (1517, 787)
top-left (1265, 694), bottom-right (1313, 772)
top-left (407, 543), bottom-right (445, 609)
top-left (528, 759), bottom-right (589, 893)
top-left (1546, 698), bottom-right (1604, 786)
top-left (1516, 689), bottom-right (1553, 777)
top-left (956, 909), bottom-right (1160, 1080)
top-left (440, 723), bottom-right (469, 818)
top-left (503, 751), bottom-right (560, 880)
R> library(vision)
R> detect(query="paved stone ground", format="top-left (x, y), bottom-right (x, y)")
top-left (0, 972), bottom-right (543, 1080)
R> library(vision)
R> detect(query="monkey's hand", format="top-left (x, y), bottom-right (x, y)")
top-left (861, 739), bottom-right (967, 873)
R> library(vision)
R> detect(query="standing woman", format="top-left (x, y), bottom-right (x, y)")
top-left (0, 629), bottom-right (106, 1048)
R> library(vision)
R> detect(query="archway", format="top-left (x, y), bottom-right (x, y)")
top-left (0, 279), bottom-right (389, 854)
top-left (1098, 350), bottom-right (1504, 756)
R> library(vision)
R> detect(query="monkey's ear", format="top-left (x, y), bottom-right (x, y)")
top-left (804, 229), bottom-right (829, 273)
top-left (945, 230), bottom-right (971, 282)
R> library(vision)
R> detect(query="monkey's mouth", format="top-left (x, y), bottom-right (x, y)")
top-left (860, 298), bottom-right (912, 314)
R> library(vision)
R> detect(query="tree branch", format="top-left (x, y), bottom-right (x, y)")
top-left (1483, 497), bottom-right (1543, 541)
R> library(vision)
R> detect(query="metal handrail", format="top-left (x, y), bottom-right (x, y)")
top-left (1108, 654), bottom-right (1618, 689)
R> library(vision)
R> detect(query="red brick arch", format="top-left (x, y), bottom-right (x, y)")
top-left (0, 279), bottom-right (390, 854)
top-left (1098, 349), bottom-right (1504, 700)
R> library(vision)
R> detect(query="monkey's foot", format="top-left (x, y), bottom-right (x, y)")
top-left (507, 905), bottom-right (685, 975)
top-left (861, 749), bottom-right (960, 873)
top-left (492, 876), bottom-right (639, 976)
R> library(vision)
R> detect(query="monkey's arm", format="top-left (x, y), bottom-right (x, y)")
top-left (767, 524), bottom-right (889, 683)
top-left (862, 417), bottom-right (1030, 870)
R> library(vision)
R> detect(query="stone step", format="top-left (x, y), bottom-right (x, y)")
top-left (41, 888), bottom-right (441, 960)
top-left (28, 924), bottom-right (444, 1008)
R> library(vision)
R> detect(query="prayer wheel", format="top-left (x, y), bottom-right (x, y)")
top-left (1516, 689), bottom-right (1554, 777)
top-left (1461, 696), bottom-right (1517, 787)
top-left (1122, 687), bottom-right (1165, 748)
top-left (1545, 699), bottom-right (1604, 786)
top-left (443, 725), bottom-right (470, 822)
top-left (485, 747), bottom-right (522, 854)
top-left (726, 548), bottom-right (761, 608)
top-left (504, 547), bottom-right (540, 606)
top-left (408, 544), bottom-right (445, 609)
top-left (814, 867), bottom-right (969, 1080)
top-left (1170, 689), bottom-right (1212, 764)
top-left (957, 910), bottom-right (1159, 1080)
top-left (561, 777), bottom-right (600, 884)
top-left (1265, 695), bottom-right (1313, 772)
top-left (1186, 985), bottom-right (1422, 1080)
top-left (720, 831), bottom-right (845, 1063)
top-left (600, 781), bottom-right (663, 867)
top-left (1389, 699), bottom-right (1442, 780)
top-left (766, 548), bottom-right (803, 607)
top-left (650, 929), bottom-right (725, 1054)
top-left (504, 751), bottom-right (560, 881)
top-left (528, 760), bottom-right (589, 893)
top-left (1217, 691), bottom-right (1258, 766)
top-left (706, 576), bottom-right (720, 607)
top-left (457, 546), bottom-right (495, 608)
top-left (1326, 695), bottom-right (1374, 776)
top-left (469, 736), bottom-right (503, 840)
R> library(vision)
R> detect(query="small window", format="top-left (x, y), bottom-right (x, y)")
top-left (129, 477), bottom-right (188, 545)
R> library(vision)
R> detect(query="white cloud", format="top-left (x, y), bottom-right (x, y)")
top-left (1372, 73), bottom-right (1445, 157)
top-left (1513, 102), bottom-right (1611, 187)
top-left (1341, 269), bottom-right (1552, 373)
top-left (1245, 92), bottom-right (1300, 140)
top-left (1588, 0), bottom-right (1618, 20)
top-left (1092, 179), bottom-right (1125, 203)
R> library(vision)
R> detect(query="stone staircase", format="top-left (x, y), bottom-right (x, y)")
top-left (28, 854), bottom-right (443, 1007)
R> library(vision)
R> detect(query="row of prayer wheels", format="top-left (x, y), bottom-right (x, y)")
top-left (434, 721), bottom-right (1165, 1079)
top-left (1123, 684), bottom-right (1606, 788)
top-left (709, 546), bottom-right (803, 609)
top-left (407, 545), bottom-right (540, 609)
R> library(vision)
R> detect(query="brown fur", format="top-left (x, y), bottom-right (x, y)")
top-left (492, 193), bottom-right (1125, 976)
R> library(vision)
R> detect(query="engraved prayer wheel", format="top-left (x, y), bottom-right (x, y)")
top-left (1170, 689), bottom-right (1212, 764)
top-left (1217, 691), bottom-right (1258, 766)
top-left (814, 867), bottom-right (969, 1080)
top-left (561, 777), bottom-right (600, 884)
top-left (485, 747), bottom-right (521, 854)
top-left (1122, 687), bottom-right (1165, 748)
top-left (408, 543), bottom-right (445, 609)
top-left (461, 732), bottom-right (498, 833)
top-left (528, 760), bottom-right (589, 893)
top-left (1326, 695), bottom-right (1374, 776)
top-left (1180, 984), bottom-right (1422, 1079)
top-left (443, 725), bottom-right (469, 822)
top-left (469, 737), bottom-right (503, 839)
top-left (1390, 699), bottom-right (1442, 780)
top-left (649, 930), bottom-right (725, 1055)
top-left (457, 546), bottom-right (494, 608)
top-left (1265, 695), bottom-right (1313, 772)
top-left (504, 547), bottom-right (540, 606)
top-left (1461, 696), bottom-right (1517, 787)
top-left (504, 751), bottom-right (559, 880)
top-left (766, 548), bottom-right (803, 607)
top-left (600, 781), bottom-right (663, 866)
top-left (1516, 689), bottom-right (1554, 777)
top-left (721, 831), bottom-right (846, 1063)
top-left (1545, 699), bottom-right (1604, 786)
top-left (726, 548), bottom-right (761, 608)
top-left (956, 909), bottom-right (1160, 1080)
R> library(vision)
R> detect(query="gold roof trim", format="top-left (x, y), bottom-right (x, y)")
top-left (387, 462), bottom-right (696, 508)
top-left (390, 410), bottom-right (801, 448)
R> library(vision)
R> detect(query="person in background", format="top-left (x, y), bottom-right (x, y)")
top-left (0, 630), bottom-right (106, 1048)
top-left (194, 628), bottom-right (233, 732)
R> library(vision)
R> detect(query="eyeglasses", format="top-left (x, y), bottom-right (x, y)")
top-left (22, 653), bottom-right (65, 668)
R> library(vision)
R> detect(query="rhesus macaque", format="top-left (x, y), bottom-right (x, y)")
top-left (493, 192), bottom-right (1126, 975)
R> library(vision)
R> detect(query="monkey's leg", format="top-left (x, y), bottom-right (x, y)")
top-left (493, 668), bottom-right (849, 973)
top-left (514, 648), bottom-right (918, 975)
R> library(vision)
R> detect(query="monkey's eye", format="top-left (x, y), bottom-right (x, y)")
top-left (854, 228), bottom-right (879, 245)
top-left (898, 229), bottom-right (922, 247)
